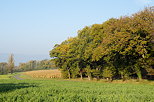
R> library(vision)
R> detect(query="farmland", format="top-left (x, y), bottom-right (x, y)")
top-left (23, 69), bottom-right (61, 79)
top-left (0, 73), bottom-right (154, 102)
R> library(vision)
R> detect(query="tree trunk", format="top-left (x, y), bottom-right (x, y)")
top-left (88, 73), bottom-right (92, 80)
top-left (121, 74), bottom-right (125, 81)
top-left (67, 69), bottom-right (71, 79)
top-left (135, 64), bottom-right (142, 81)
top-left (135, 67), bottom-right (142, 81)
top-left (106, 77), bottom-right (109, 81)
top-left (80, 72), bottom-right (83, 80)
top-left (96, 76), bottom-right (100, 81)
top-left (11, 67), bottom-right (13, 74)
top-left (110, 77), bottom-right (113, 82)
top-left (137, 71), bottom-right (142, 81)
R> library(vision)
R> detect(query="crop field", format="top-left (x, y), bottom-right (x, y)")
top-left (0, 73), bottom-right (18, 80)
top-left (0, 77), bottom-right (154, 102)
top-left (23, 69), bottom-right (61, 79)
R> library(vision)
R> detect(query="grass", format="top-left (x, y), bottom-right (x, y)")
top-left (0, 75), bottom-right (12, 79)
top-left (0, 73), bottom-right (154, 102)
top-left (0, 73), bottom-right (18, 79)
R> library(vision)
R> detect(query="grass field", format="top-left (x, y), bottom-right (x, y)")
top-left (0, 73), bottom-right (154, 102)
top-left (0, 73), bottom-right (18, 79)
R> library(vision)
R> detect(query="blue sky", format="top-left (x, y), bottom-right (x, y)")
top-left (0, 0), bottom-right (153, 64)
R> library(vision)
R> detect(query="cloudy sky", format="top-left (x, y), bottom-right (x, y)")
top-left (0, 0), bottom-right (153, 65)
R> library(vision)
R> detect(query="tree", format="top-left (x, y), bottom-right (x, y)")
top-left (0, 62), bottom-right (8, 74)
top-left (49, 7), bottom-right (154, 80)
top-left (50, 38), bottom-right (75, 79)
top-left (8, 54), bottom-right (15, 74)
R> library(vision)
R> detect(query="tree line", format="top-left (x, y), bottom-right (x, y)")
top-left (0, 54), bottom-right (14, 75)
top-left (16, 59), bottom-right (56, 72)
top-left (50, 7), bottom-right (154, 81)
top-left (0, 54), bottom-right (56, 75)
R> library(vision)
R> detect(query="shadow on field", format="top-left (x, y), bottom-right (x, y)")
top-left (0, 83), bottom-right (37, 93)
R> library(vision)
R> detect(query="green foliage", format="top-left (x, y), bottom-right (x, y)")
top-left (50, 7), bottom-right (154, 80)
top-left (16, 59), bottom-right (56, 72)
top-left (0, 79), bottom-right (154, 102)
top-left (103, 67), bottom-right (113, 78)
top-left (0, 62), bottom-right (8, 75)
top-left (61, 69), bottom-right (69, 79)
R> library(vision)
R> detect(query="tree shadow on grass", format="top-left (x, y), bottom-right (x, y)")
top-left (0, 83), bottom-right (37, 93)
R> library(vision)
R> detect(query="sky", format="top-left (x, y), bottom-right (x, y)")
top-left (0, 0), bottom-right (154, 65)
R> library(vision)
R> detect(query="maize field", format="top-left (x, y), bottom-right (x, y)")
top-left (23, 69), bottom-right (61, 79)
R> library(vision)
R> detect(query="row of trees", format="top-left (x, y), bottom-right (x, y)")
top-left (0, 54), bottom-right (56, 74)
top-left (50, 7), bottom-right (154, 81)
top-left (16, 59), bottom-right (56, 72)
top-left (0, 54), bottom-right (14, 75)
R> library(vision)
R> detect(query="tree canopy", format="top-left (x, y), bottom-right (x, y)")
top-left (50, 7), bottom-right (154, 80)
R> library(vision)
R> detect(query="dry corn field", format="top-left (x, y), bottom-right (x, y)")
top-left (23, 69), bottom-right (61, 78)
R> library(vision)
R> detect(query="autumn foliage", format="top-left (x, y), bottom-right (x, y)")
top-left (50, 7), bottom-right (154, 81)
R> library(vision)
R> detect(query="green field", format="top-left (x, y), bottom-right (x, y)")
top-left (0, 75), bottom-right (154, 102)
top-left (0, 73), bottom-right (18, 80)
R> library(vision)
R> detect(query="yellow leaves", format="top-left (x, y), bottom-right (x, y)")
top-left (53, 37), bottom-right (77, 56)
top-left (92, 46), bottom-right (103, 61)
top-left (141, 41), bottom-right (147, 45)
top-left (49, 7), bottom-right (154, 77)
top-left (102, 67), bottom-right (113, 78)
